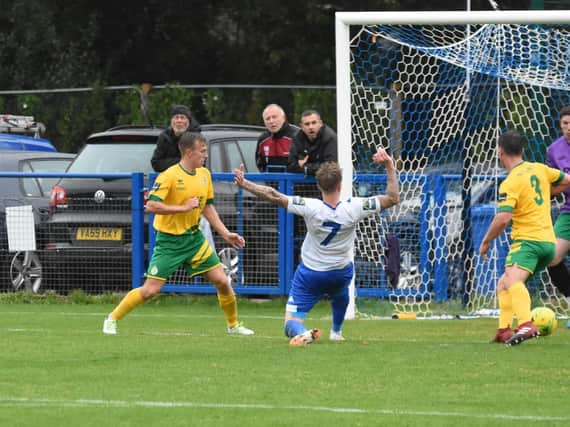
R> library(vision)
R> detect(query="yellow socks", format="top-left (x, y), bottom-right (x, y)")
top-left (498, 290), bottom-right (513, 329)
top-left (110, 288), bottom-right (144, 321)
top-left (217, 290), bottom-right (238, 328)
top-left (508, 282), bottom-right (532, 325)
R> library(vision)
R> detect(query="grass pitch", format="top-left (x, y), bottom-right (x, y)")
top-left (1, 295), bottom-right (569, 427)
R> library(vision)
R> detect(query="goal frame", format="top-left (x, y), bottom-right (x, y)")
top-left (335, 10), bottom-right (570, 319)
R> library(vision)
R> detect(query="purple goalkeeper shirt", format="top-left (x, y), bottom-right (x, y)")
top-left (546, 135), bottom-right (570, 213)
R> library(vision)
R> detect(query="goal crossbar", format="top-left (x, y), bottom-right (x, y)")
top-left (336, 10), bottom-right (570, 25)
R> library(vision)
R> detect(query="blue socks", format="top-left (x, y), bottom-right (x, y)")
top-left (331, 291), bottom-right (349, 333)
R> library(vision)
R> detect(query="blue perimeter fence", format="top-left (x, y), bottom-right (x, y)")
top-left (0, 171), bottom-right (504, 300)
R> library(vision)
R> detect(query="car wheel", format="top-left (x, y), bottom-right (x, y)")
top-left (10, 251), bottom-right (43, 293)
top-left (218, 247), bottom-right (239, 284)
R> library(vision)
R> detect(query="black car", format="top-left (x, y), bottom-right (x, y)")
top-left (0, 150), bottom-right (75, 292)
top-left (44, 124), bottom-right (280, 293)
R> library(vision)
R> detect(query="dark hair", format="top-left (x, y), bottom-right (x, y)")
top-left (178, 132), bottom-right (206, 155)
top-left (300, 109), bottom-right (322, 120)
top-left (560, 106), bottom-right (570, 121)
top-left (498, 130), bottom-right (525, 155)
top-left (316, 161), bottom-right (342, 193)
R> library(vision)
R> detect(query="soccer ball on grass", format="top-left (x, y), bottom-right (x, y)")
top-left (530, 307), bottom-right (558, 336)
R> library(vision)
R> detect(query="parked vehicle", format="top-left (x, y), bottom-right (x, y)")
top-left (0, 151), bottom-right (75, 292)
top-left (44, 124), bottom-right (277, 292)
top-left (0, 114), bottom-right (57, 152)
top-left (0, 134), bottom-right (57, 152)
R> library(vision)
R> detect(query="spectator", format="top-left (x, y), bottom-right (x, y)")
top-left (287, 110), bottom-right (337, 176)
top-left (255, 104), bottom-right (298, 172)
top-left (151, 104), bottom-right (201, 172)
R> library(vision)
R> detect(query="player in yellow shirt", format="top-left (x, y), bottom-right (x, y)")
top-left (103, 132), bottom-right (254, 336)
top-left (479, 130), bottom-right (570, 346)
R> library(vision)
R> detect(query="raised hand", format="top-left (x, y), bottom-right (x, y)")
top-left (372, 148), bottom-right (394, 169)
top-left (234, 163), bottom-right (245, 186)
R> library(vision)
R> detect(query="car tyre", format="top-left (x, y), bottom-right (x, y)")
top-left (218, 247), bottom-right (239, 285)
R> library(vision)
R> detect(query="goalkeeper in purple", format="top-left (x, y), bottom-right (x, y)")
top-left (546, 105), bottom-right (570, 298)
top-left (234, 149), bottom-right (399, 346)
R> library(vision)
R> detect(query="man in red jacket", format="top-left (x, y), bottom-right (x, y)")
top-left (255, 104), bottom-right (298, 172)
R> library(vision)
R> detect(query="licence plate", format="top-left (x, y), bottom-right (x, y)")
top-left (76, 227), bottom-right (123, 241)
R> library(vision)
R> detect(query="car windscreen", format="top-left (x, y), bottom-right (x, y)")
top-left (68, 143), bottom-right (156, 173)
top-left (24, 158), bottom-right (74, 195)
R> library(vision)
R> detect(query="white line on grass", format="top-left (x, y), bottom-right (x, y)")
top-left (0, 311), bottom-right (287, 320)
top-left (0, 397), bottom-right (568, 422)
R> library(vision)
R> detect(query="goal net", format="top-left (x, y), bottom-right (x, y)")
top-left (335, 11), bottom-right (570, 318)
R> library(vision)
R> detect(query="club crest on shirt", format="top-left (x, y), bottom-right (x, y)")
top-left (498, 192), bottom-right (507, 202)
top-left (151, 182), bottom-right (161, 191)
top-left (292, 196), bottom-right (305, 206)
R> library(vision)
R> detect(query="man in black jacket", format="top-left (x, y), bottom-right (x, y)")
top-left (151, 104), bottom-right (201, 172)
top-left (255, 104), bottom-right (298, 172)
top-left (287, 110), bottom-right (337, 176)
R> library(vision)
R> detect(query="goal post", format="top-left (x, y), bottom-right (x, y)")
top-left (336, 10), bottom-right (570, 319)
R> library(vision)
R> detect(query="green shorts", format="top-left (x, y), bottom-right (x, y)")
top-left (505, 239), bottom-right (555, 276)
top-left (554, 212), bottom-right (570, 241)
top-left (146, 230), bottom-right (221, 281)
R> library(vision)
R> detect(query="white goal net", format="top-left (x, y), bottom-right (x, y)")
top-left (336, 11), bottom-right (570, 318)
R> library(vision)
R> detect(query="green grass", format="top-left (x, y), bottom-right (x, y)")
top-left (1, 295), bottom-right (569, 427)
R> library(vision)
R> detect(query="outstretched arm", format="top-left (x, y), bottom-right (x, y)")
top-left (373, 148), bottom-right (400, 209)
top-left (234, 164), bottom-right (289, 208)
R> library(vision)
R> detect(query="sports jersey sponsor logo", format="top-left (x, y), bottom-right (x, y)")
top-left (292, 196), bottom-right (305, 206)
top-left (151, 182), bottom-right (161, 191)
top-left (498, 192), bottom-right (507, 202)
top-left (362, 197), bottom-right (377, 210)
top-left (150, 265), bottom-right (158, 275)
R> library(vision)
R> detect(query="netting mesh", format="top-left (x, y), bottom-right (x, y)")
top-left (350, 23), bottom-right (570, 318)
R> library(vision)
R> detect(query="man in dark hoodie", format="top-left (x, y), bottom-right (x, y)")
top-left (255, 104), bottom-right (298, 172)
top-left (287, 110), bottom-right (337, 176)
top-left (151, 104), bottom-right (201, 172)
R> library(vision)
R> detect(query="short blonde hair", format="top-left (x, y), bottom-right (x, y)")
top-left (316, 162), bottom-right (342, 193)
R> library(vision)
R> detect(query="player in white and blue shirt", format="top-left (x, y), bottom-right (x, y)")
top-left (234, 149), bottom-right (399, 345)
top-left (285, 195), bottom-right (382, 337)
